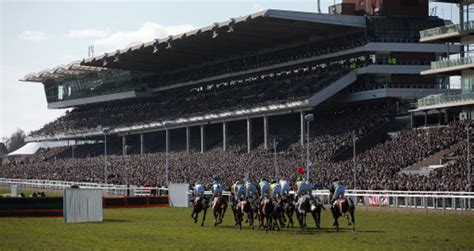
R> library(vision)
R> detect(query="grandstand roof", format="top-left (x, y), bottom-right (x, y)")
top-left (21, 62), bottom-right (116, 83)
top-left (80, 9), bottom-right (366, 73)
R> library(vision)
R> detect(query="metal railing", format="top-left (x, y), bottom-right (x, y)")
top-left (420, 20), bottom-right (474, 39)
top-left (417, 92), bottom-right (474, 108)
top-left (431, 56), bottom-right (474, 70)
top-left (0, 178), bottom-right (167, 197)
top-left (2, 178), bottom-right (473, 213)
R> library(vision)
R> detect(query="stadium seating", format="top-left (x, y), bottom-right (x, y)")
top-left (4, 104), bottom-right (471, 192)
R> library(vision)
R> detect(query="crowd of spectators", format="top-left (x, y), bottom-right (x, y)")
top-left (4, 102), bottom-right (471, 192)
top-left (32, 57), bottom-right (365, 137)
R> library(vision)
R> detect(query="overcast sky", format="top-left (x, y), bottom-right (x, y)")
top-left (0, 0), bottom-right (459, 140)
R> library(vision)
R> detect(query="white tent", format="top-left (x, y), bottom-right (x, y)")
top-left (7, 141), bottom-right (72, 157)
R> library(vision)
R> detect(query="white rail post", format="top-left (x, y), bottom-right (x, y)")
top-left (443, 197), bottom-right (446, 215)
top-left (365, 195), bottom-right (368, 211)
top-left (424, 197), bottom-right (428, 214)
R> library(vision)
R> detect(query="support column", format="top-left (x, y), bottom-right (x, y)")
top-left (460, 4), bottom-right (465, 58)
top-left (122, 135), bottom-right (127, 155)
top-left (165, 129), bottom-right (170, 153)
top-left (200, 125), bottom-right (206, 153)
top-left (438, 109), bottom-right (442, 125)
top-left (263, 116), bottom-right (269, 150)
top-left (424, 111), bottom-right (428, 127)
top-left (444, 110), bottom-right (449, 124)
top-left (300, 111), bottom-right (305, 146)
top-left (140, 133), bottom-right (145, 154)
top-left (223, 122), bottom-right (227, 152)
top-left (247, 118), bottom-right (252, 153)
top-left (186, 127), bottom-right (191, 153)
top-left (410, 112), bottom-right (414, 128)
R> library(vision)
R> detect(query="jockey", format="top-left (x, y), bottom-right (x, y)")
top-left (259, 178), bottom-right (270, 199)
top-left (211, 176), bottom-right (223, 201)
top-left (295, 176), bottom-right (304, 191)
top-left (270, 180), bottom-right (282, 200)
top-left (331, 177), bottom-right (346, 205)
top-left (296, 179), bottom-right (312, 199)
top-left (245, 180), bottom-right (257, 202)
top-left (279, 178), bottom-right (290, 197)
top-left (235, 180), bottom-right (245, 202)
top-left (194, 182), bottom-right (205, 198)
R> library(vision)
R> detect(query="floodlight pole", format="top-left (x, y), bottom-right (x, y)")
top-left (304, 114), bottom-right (314, 181)
top-left (467, 126), bottom-right (471, 193)
top-left (103, 127), bottom-right (111, 184)
top-left (274, 138), bottom-right (278, 179)
top-left (164, 123), bottom-right (170, 187)
top-left (353, 133), bottom-right (358, 190)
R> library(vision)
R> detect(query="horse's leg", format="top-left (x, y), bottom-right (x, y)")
top-left (316, 211), bottom-right (321, 229)
top-left (334, 217), bottom-right (340, 232)
top-left (201, 208), bottom-right (207, 227)
top-left (346, 213), bottom-right (352, 226)
top-left (287, 209), bottom-right (294, 228)
top-left (350, 210), bottom-right (356, 232)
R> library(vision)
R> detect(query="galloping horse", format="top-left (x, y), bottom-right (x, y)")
top-left (282, 195), bottom-right (295, 228)
top-left (191, 196), bottom-right (209, 226)
top-left (212, 196), bottom-right (228, 226)
top-left (259, 197), bottom-right (274, 232)
top-left (271, 197), bottom-right (285, 231)
top-left (330, 194), bottom-right (356, 232)
top-left (296, 195), bottom-right (324, 231)
top-left (235, 199), bottom-right (254, 230)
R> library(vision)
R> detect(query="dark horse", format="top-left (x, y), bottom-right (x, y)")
top-left (212, 196), bottom-right (228, 226)
top-left (282, 195), bottom-right (296, 228)
top-left (331, 196), bottom-right (356, 232)
top-left (258, 197), bottom-right (273, 232)
top-left (296, 195), bottom-right (324, 231)
top-left (235, 199), bottom-right (254, 230)
top-left (191, 196), bottom-right (209, 226)
top-left (271, 197), bottom-right (285, 231)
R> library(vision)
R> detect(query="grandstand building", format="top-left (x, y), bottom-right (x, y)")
top-left (413, 0), bottom-right (474, 122)
top-left (23, 1), bottom-right (457, 156)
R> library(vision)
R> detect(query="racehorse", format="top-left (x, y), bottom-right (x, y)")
top-left (271, 197), bottom-right (285, 231)
top-left (295, 195), bottom-right (324, 231)
top-left (282, 195), bottom-right (296, 228)
top-left (235, 199), bottom-right (254, 230)
top-left (212, 196), bottom-right (227, 226)
top-left (331, 196), bottom-right (355, 232)
top-left (258, 197), bottom-right (274, 232)
top-left (191, 196), bottom-right (208, 226)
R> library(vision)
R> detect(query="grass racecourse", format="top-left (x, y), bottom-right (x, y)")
top-left (0, 206), bottom-right (473, 250)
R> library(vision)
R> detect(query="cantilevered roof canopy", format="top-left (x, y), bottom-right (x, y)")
top-left (80, 9), bottom-right (366, 73)
top-left (22, 61), bottom-right (117, 83)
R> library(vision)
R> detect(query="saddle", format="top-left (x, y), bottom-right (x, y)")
top-left (212, 197), bottom-right (220, 209)
top-left (193, 197), bottom-right (201, 205)
top-left (333, 198), bottom-right (348, 215)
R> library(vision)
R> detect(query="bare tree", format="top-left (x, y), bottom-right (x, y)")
top-left (6, 129), bottom-right (26, 153)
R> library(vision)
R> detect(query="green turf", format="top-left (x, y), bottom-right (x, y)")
top-left (0, 207), bottom-right (473, 250)
top-left (0, 188), bottom-right (62, 197)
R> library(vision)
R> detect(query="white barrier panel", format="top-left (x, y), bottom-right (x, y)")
top-left (168, 183), bottom-right (189, 207)
top-left (10, 185), bottom-right (18, 197)
top-left (64, 188), bottom-right (103, 223)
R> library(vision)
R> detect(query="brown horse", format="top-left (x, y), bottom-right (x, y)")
top-left (282, 195), bottom-right (295, 228)
top-left (258, 197), bottom-right (273, 232)
top-left (331, 197), bottom-right (356, 232)
top-left (191, 196), bottom-right (208, 226)
top-left (212, 196), bottom-right (227, 226)
top-left (235, 199), bottom-right (254, 230)
top-left (272, 197), bottom-right (285, 231)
